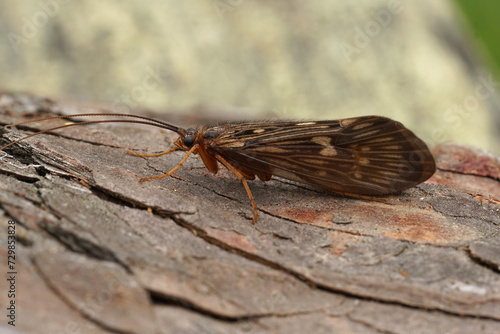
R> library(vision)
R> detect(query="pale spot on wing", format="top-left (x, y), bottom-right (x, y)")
top-left (352, 129), bottom-right (380, 139)
top-left (367, 136), bottom-right (394, 143)
top-left (378, 170), bottom-right (400, 176)
top-left (320, 147), bottom-right (337, 156)
top-left (379, 154), bottom-right (402, 159)
top-left (253, 128), bottom-right (266, 133)
top-left (386, 162), bottom-right (407, 168)
top-left (296, 121), bottom-right (317, 126)
top-left (270, 168), bottom-right (305, 182)
top-left (340, 118), bottom-right (357, 126)
top-left (223, 141), bottom-right (246, 148)
top-left (252, 147), bottom-right (288, 153)
top-left (318, 170), bottom-right (328, 177)
top-left (352, 122), bottom-right (373, 130)
top-left (360, 146), bottom-right (371, 152)
top-left (311, 136), bottom-right (331, 146)
top-left (358, 158), bottom-right (370, 165)
top-left (380, 145), bottom-right (402, 150)
top-left (271, 140), bottom-right (310, 146)
top-left (354, 172), bottom-right (362, 179)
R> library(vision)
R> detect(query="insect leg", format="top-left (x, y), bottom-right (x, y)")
top-left (139, 145), bottom-right (198, 182)
top-left (215, 154), bottom-right (259, 223)
top-left (127, 147), bottom-right (177, 157)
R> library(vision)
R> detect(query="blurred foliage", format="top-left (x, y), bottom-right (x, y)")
top-left (454, 0), bottom-right (500, 77)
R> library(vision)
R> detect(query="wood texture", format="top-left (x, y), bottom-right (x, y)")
top-left (1, 93), bottom-right (499, 334)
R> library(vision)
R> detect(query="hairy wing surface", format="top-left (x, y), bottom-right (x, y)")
top-left (210, 116), bottom-right (436, 195)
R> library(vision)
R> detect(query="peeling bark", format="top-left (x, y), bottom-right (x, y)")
top-left (1, 93), bottom-right (499, 334)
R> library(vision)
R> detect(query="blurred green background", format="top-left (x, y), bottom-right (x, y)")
top-left (454, 0), bottom-right (500, 78)
top-left (0, 1), bottom-right (499, 154)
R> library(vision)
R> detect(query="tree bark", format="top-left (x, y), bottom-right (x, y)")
top-left (1, 93), bottom-right (499, 334)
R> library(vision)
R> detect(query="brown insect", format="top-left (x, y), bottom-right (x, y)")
top-left (1, 113), bottom-right (436, 222)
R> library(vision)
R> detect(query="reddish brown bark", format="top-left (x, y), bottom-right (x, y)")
top-left (1, 93), bottom-right (499, 333)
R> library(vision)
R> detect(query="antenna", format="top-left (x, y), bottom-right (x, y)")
top-left (1, 113), bottom-right (186, 151)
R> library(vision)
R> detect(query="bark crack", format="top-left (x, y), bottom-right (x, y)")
top-left (437, 166), bottom-right (500, 182)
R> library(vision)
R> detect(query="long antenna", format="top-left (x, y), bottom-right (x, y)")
top-left (1, 113), bottom-right (185, 151)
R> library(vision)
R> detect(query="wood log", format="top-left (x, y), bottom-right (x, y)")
top-left (0, 93), bottom-right (499, 333)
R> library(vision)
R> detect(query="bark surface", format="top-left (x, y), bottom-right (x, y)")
top-left (0, 93), bottom-right (499, 334)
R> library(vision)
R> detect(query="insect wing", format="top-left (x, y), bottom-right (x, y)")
top-left (211, 116), bottom-right (436, 195)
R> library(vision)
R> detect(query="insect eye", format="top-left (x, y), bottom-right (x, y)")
top-left (183, 136), bottom-right (195, 147)
top-left (204, 131), bottom-right (218, 139)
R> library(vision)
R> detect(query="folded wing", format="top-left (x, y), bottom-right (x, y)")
top-left (210, 116), bottom-right (436, 195)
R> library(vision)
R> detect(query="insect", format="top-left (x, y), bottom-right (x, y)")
top-left (1, 113), bottom-right (436, 222)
